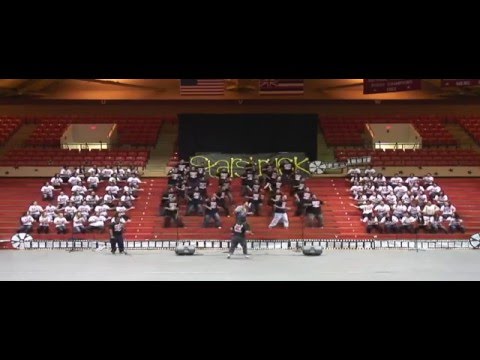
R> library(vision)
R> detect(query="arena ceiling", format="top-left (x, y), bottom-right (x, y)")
top-left (0, 79), bottom-right (478, 101)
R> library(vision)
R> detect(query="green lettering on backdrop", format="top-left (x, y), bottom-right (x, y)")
top-left (276, 157), bottom-right (292, 171)
top-left (214, 159), bottom-right (230, 177)
top-left (257, 159), bottom-right (270, 175)
top-left (230, 158), bottom-right (247, 177)
top-left (293, 156), bottom-right (310, 174)
top-left (189, 152), bottom-right (309, 178)
top-left (190, 156), bottom-right (210, 173)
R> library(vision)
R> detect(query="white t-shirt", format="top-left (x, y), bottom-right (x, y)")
top-left (41, 185), bottom-right (54, 196)
top-left (54, 217), bottom-right (68, 227)
top-left (21, 215), bottom-right (34, 225)
top-left (57, 194), bottom-right (69, 205)
top-left (88, 215), bottom-right (106, 227)
top-left (73, 216), bottom-right (85, 228)
top-left (28, 205), bottom-right (43, 216)
top-left (38, 215), bottom-right (50, 226)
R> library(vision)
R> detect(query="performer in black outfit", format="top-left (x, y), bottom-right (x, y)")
top-left (227, 218), bottom-right (253, 259)
top-left (164, 196), bottom-right (184, 228)
top-left (109, 216), bottom-right (127, 255)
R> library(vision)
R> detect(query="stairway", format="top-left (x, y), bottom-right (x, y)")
top-left (317, 129), bottom-right (334, 162)
top-left (444, 123), bottom-right (479, 151)
top-left (0, 124), bottom-right (36, 157)
top-left (144, 122), bottom-right (178, 177)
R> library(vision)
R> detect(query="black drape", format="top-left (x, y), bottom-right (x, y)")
top-left (178, 114), bottom-right (317, 160)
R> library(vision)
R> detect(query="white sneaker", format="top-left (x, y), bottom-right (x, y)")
top-left (244, 255), bottom-right (250, 259)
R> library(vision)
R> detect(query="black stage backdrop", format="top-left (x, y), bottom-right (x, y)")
top-left (178, 114), bottom-right (318, 161)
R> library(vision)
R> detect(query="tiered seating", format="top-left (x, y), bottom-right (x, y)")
top-left (320, 116), bottom-right (456, 147)
top-left (167, 144), bottom-right (179, 167)
top-left (0, 115), bottom-right (180, 167)
top-left (0, 148), bottom-right (150, 168)
top-left (24, 117), bottom-right (167, 148)
top-left (1, 176), bottom-right (477, 244)
top-left (320, 117), bottom-right (366, 146)
top-left (155, 177), bottom-right (333, 241)
top-left (0, 117), bottom-right (22, 145)
top-left (0, 166), bottom-right (162, 242)
top-left (335, 148), bottom-right (480, 167)
top-left (117, 123), bottom-right (161, 146)
top-left (457, 118), bottom-right (480, 144)
top-left (436, 178), bottom-right (480, 235)
top-left (26, 120), bottom-right (68, 146)
top-left (411, 118), bottom-right (456, 146)
top-left (343, 169), bottom-right (475, 238)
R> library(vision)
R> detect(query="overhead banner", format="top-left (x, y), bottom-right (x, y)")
top-left (189, 152), bottom-right (309, 177)
top-left (363, 79), bottom-right (421, 94)
top-left (441, 79), bottom-right (480, 87)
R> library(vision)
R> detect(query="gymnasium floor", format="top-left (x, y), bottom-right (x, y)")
top-left (1, 249), bottom-right (479, 281)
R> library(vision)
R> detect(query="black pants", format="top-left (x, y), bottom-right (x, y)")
top-left (110, 234), bottom-right (125, 253)
top-left (307, 213), bottom-right (324, 227)
top-left (18, 225), bottom-right (33, 234)
top-left (164, 214), bottom-right (184, 228)
top-left (229, 236), bottom-right (248, 255)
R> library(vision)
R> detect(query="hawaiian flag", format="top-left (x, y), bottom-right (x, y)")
top-left (259, 79), bottom-right (304, 95)
top-left (180, 79), bottom-right (225, 95)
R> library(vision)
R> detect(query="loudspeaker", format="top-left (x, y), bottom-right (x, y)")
top-left (175, 244), bottom-right (196, 255)
top-left (302, 245), bottom-right (323, 256)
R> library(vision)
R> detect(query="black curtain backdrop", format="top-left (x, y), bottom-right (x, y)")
top-left (178, 114), bottom-right (318, 161)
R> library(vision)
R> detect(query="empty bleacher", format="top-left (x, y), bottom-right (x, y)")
top-left (0, 116), bottom-right (178, 168)
top-left (0, 117), bottom-right (22, 145)
top-left (457, 118), bottom-right (480, 145)
top-left (320, 116), bottom-right (457, 147)
top-left (0, 148), bottom-right (150, 168)
top-left (24, 116), bottom-right (165, 147)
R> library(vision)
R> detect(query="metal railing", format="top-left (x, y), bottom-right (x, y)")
top-left (374, 142), bottom-right (421, 150)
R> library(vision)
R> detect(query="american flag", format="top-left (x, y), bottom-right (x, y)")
top-left (259, 79), bottom-right (304, 95)
top-left (180, 79), bottom-right (225, 95)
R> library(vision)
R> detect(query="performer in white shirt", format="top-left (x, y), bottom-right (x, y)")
top-left (28, 201), bottom-right (43, 221)
top-left (37, 211), bottom-right (51, 234)
top-left (41, 182), bottom-right (56, 201)
top-left (53, 213), bottom-right (69, 234)
top-left (18, 211), bottom-right (35, 233)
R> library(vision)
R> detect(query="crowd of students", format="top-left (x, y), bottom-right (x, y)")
top-left (347, 166), bottom-right (465, 234)
top-left (17, 165), bottom-right (143, 235)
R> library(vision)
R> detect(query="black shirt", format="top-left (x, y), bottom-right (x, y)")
top-left (165, 200), bottom-right (178, 215)
top-left (205, 200), bottom-right (218, 214)
top-left (232, 222), bottom-right (250, 239)
top-left (274, 200), bottom-right (287, 214)
top-left (110, 221), bottom-right (124, 235)
top-left (309, 199), bottom-right (323, 214)
top-left (198, 180), bottom-right (207, 190)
